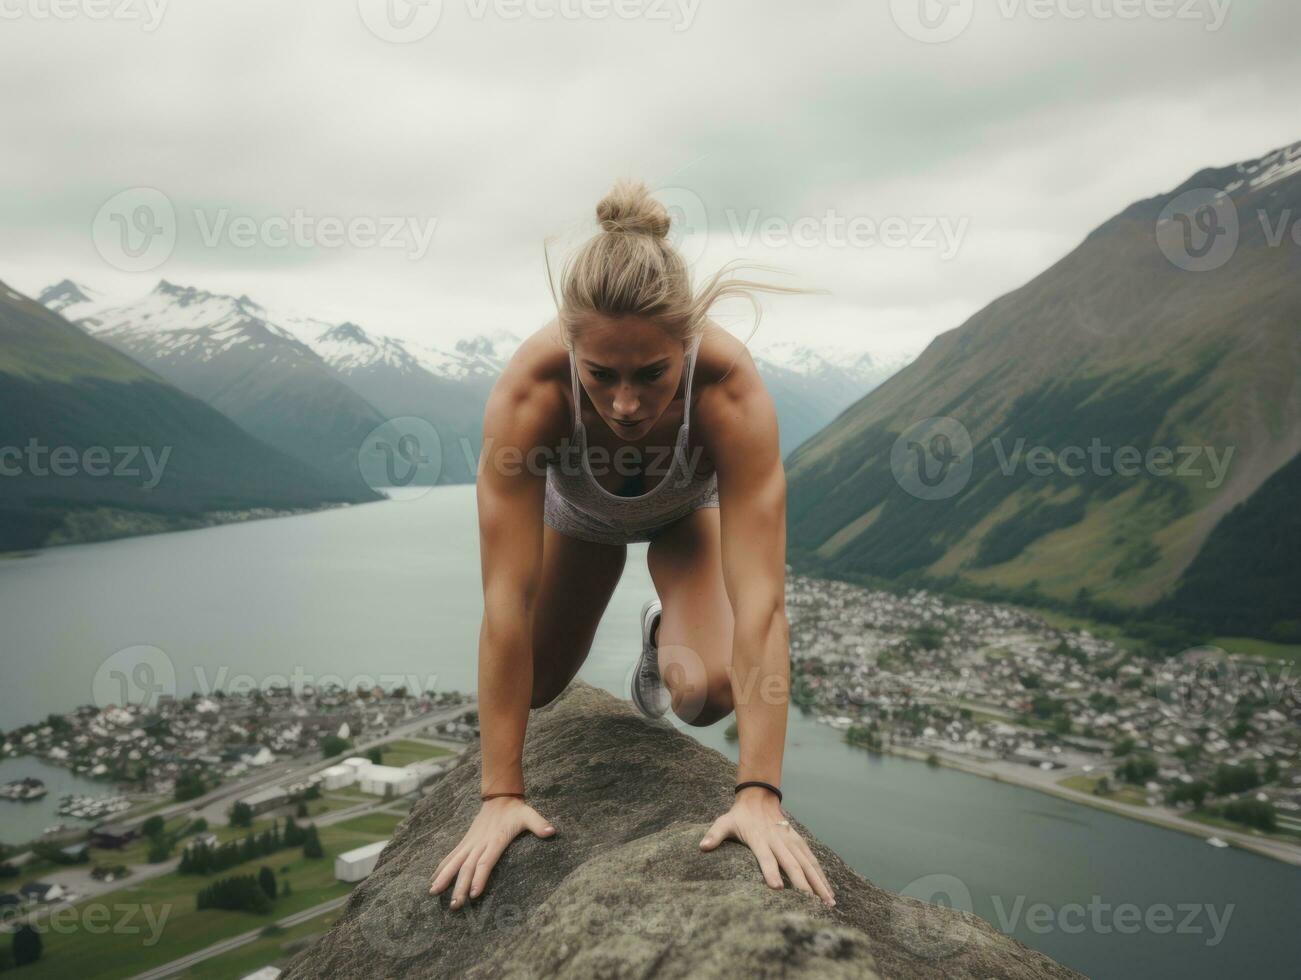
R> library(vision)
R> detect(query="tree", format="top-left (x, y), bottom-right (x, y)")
top-left (229, 802), bottom-right (254, 828)
top-left (320, 735), bottom-right (352, 758)
top-left (175, 772), bottom-right (208, 802)
top-left (12, 924), bottom-right (42, 966)
top-left (296, 802), bottom-right (309, 818)
top-left (258, 866), bottom-right (277, 901)
top-left (142, 815), bottom-right (166, 838)
top-left (302, 824), bottom-right (324, 859)
top-left (367, 748), bottom-right (384, 765)
top-left (147, 838), bottom-right (173, 864)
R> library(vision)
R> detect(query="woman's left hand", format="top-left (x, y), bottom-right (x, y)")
top-left (699, 787), bottom-right (836, 907)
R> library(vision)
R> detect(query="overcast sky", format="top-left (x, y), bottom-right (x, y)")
top-left (2, 0), bottom-right (1297, 356)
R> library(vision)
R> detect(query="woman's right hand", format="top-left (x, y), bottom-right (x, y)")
top-left (429, 797), bottom-right (557, 909)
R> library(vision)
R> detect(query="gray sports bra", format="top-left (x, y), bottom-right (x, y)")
top-left (544, 337), bottom-right (718, 535)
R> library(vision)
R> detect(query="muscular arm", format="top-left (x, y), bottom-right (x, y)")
top-left (697, 352), bottom-right (789, 793)
top-left (474, 372), bottom-right (558, 795)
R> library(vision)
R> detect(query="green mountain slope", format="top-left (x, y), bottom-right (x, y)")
top-left (785, 141), bottom-right (1301, 637)
top-left (0, 282), bottom-right (380, 552)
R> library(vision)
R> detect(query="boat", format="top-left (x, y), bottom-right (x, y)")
top-left (1205, 836), bottom-right (1229, 848)
top-left (0, 777), bottom-right (48, 801)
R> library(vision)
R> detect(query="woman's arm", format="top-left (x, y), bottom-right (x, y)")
top-left (430, 370), bottom-right (562, 910)
top-left (696, 347), bottom-right (836, 907)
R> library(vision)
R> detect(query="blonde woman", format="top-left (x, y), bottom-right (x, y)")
top-left (429, 179), bottom-right (835, 911)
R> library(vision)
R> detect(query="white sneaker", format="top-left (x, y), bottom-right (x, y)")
top-left (630, 598), bottom-right (669, 719)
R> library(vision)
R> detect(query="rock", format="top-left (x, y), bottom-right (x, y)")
top-left (283, 680), bottom-right (1082, 979)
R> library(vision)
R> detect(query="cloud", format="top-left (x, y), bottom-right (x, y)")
top-left (1, 0), bottom-right (1296, 355)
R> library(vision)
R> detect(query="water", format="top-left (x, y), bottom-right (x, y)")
top-left (0, 486), bottom-right (1297, 978)
top-left (0, 756), bottom-right (112, 844)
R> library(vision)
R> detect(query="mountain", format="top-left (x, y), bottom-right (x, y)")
top-left (45, 280), bottom-right (905, 480)
top-left (0, 281), bottom-right (379, 553)
top-left (785, 140), bottom-right (1301, 640)
top-left (751, 341), bottom-right (913, 455)
top-left (283, 680), bottom-right (1081, 980)
top-left (58, 280), bottom-right (396, 496)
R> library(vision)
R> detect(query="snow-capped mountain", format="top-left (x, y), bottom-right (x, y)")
top-left (42, 278), bottom-right (910, 477)
top-left (36, 279), bottom-right (100, 316)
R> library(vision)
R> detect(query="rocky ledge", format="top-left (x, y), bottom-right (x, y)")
top-left (284, 680), bottom-right (1082, 979)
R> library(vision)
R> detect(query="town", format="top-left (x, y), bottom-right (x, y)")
top-left (783, 575), bottom-right (1301, 862)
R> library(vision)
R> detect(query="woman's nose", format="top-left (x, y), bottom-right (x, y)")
top-left (613, 387), bottom-right (640, 416)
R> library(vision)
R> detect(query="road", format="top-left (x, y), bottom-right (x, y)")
top-left (126, 895), bottom-right (349, 980)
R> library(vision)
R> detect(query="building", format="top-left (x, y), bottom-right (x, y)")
top-left (239, 968), bottom-right (282, 980)
top-left (185, 832), bottom-right (220, 851)
top-left (358, 765), bottom-right (418, 799)
top-left (91, 824), bottom-right (138, 849)
top-left (335, 840), bottom-right (388, 882)
top-left (18, 882), bottom-right (64, 903)
top-left (320, 764), bottom-right (355, 790)
top-left (238, 786), bottom-right (290, 815)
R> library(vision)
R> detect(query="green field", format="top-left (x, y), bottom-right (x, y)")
top-left (373, 739), bottom-right (453, 768)
top-left (1058, 774), bottom-right (1150, 807)
top-left (1212, 636), bottom-right (1301, 669)
top-left (176, 910), bottom-right (342, 979)
top-left (14, 815), bottom-right (400, 980)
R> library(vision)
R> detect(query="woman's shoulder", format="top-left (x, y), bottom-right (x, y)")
top-left (483, 318), bottom-right (571, 443)
top-left (692, 320), bottom-right (764, 398)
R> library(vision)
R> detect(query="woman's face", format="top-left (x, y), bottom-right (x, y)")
top-left (572, 316), bottom-right (685, 441)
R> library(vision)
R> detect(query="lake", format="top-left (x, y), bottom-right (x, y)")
top-left (1, 486), bottom-right (1296, 978)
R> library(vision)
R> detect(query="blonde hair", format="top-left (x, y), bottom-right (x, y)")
top-left (544, 178), bottom-right (817, 352)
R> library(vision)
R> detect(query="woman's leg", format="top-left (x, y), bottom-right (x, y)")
top-left (530, 524), bottom-right (627, 708)
top-left (646, 507), bottom-right (736, 727)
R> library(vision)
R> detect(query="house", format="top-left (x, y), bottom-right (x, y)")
top-left (239, 968), bottom-right (282, 980)
top-left (19, 882), bottom-right (64, 903)
top-left (335, 840), bottom-right (388, 883)
top-left (320, 764), bottom-right (355, 791)
top-left (91, 824), bottom-right (139, 849)
top-left (60, 842), bottom-right (90, 862)
top-left (184, 832), bottom-right (220, 852)
top-left (0, 893), bottom-right (23, 909)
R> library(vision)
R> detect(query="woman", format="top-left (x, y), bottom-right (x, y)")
top-left (429, 179), bottom-right (836, 911)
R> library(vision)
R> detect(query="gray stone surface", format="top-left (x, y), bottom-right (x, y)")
top-left (283, 680), bottom-right (1083, 979)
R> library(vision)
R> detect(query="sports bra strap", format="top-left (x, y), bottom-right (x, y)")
top-left (567, 347), bottom-right (583, 428)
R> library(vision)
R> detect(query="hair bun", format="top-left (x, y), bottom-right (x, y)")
top-left (596, 178), bottom-right (671, 239)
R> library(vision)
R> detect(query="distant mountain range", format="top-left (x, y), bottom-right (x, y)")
top-left (785, 140), bottom-right (1301, 641)
top-left (0, 281), bottom-right (380, 552)
top-left (41, 279), bottom-right (910, 478)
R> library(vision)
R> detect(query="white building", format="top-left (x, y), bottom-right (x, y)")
top-left (358, 765), bottom-right (418, 798)
top-left (342, 757), bottom-right (372, 774)
top-left (320, 764), bottom-right (355, 790)
top-left (335, 840), bottom-right (388, 882)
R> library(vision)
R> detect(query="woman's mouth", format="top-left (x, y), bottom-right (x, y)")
top-left (613, 417), bottom-right (643, 428)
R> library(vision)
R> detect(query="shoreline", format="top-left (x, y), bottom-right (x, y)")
top-left (865, 737), bottom-right (1301, 867)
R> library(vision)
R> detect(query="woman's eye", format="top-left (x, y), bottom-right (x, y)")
top-left (644, 369), bottom-right (666, 381)
top-left (592, 370), bottom-right (615, 382)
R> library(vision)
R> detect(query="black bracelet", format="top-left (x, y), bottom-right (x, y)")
top-left (735, 780), bottom-right (782, 803)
